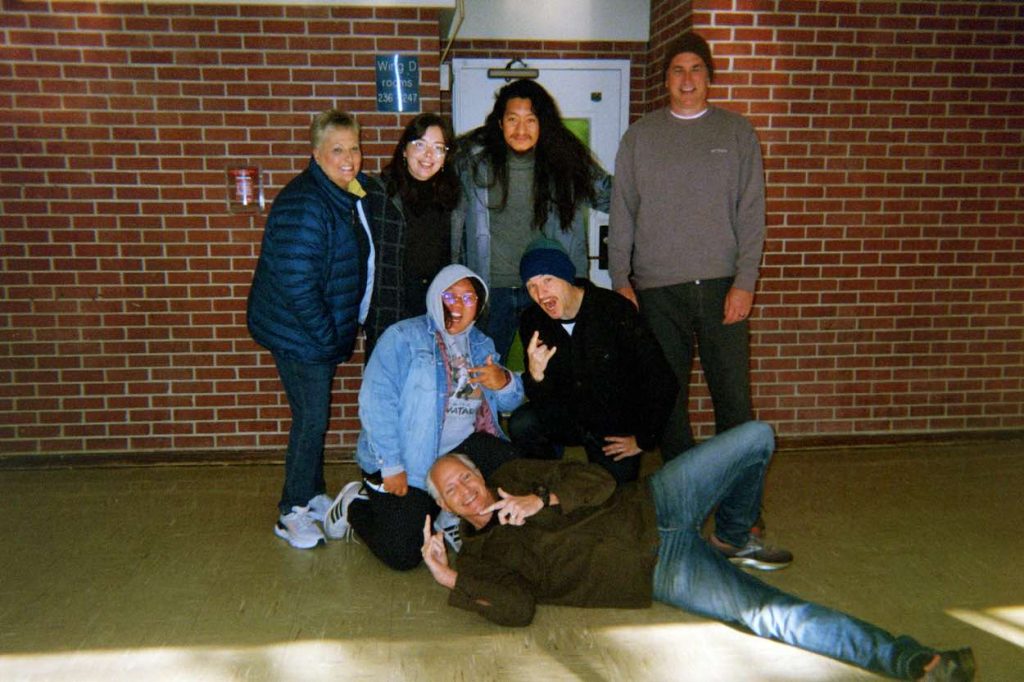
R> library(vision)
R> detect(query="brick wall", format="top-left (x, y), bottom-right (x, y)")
top-left (1, 1), bottom-right (1021, 459)
top-left (0, 1), bottom-right (442, 456)
top-left (650, 0), bottom-right (1024, 441)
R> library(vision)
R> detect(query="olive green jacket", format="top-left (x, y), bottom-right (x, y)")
top-left (449, 459), bottom-right (660, 626)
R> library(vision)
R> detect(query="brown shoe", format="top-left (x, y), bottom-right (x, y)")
top-left (710, 533), bottom-right (793, 571)
top-left (920, 648), bottom-right (976, 682)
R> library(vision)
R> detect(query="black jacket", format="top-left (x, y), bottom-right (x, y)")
top-left (519, 280), bottom-right (677, 451)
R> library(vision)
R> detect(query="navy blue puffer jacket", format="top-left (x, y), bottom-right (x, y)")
top-left (247, 157), bottom-right (371, 364)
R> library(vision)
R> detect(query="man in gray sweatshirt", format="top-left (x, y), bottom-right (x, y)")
top-left (609, 32), bottom-right (766, 458)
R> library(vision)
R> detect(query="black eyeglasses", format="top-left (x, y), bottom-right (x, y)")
top-left (441, 291), bottom-right (478, 306)
top-left (408, 139), bottom-right (448, 157)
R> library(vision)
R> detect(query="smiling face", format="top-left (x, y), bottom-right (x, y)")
top-left (313, 125), bottom-right (362, 188)
top-left (441, 277), bottom-right (480, 335)
top-left (665, 51), bottom-right (710, 117)
top-left (431, 456), bottom-right (496, 529)
top-left (500, 97), bottom-right (540, 153)
top-left (525, 274), bottom-right (581, 321)
top-left (404, 124), bottom-right (447, 182)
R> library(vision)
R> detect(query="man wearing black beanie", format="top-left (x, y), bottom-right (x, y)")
top-left (509, 238), bottom-right (680, 485)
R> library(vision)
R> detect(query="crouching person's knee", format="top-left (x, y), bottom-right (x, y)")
top-left (375, 541), bottom-right (423, 572)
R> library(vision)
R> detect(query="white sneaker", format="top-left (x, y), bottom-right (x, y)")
top-left (307, 493), bottom-right (333, 524)
top-left (324, 481), bottom-right (367, 540)
top-left (274, 506), bottom-right (325, 549)
top-left (433, 509), bottom-right (462, 552)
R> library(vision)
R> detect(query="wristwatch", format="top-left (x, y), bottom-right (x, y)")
top-left (534, 485), bottom-right (550, 507)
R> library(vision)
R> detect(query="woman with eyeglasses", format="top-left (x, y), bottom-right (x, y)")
top-left (362, 113), bottom-right (461, 358)
top-left (322, 264), bottom-right (524, 570)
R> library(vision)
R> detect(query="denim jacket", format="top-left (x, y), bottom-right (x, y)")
top-left (356, 264), bottom-right (525, 491)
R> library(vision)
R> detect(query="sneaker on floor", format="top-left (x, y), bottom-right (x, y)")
top-left (275, 505), bottom-right (325, 549)
top-left (920, 648), bottom-right (976, 682)
top-left (324, 481), bottom-right (367, 540)
top-left (307, 493), bottom-right (333, 524)
top-left (433, 509), bottom-right (462, 552)
top-left (711, 532), bottom-right (793, 571)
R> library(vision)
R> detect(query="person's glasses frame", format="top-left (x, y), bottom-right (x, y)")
top-left (408, 139), bottom-right (449, 157)
top-left (441, 291), bottom-right (478, 306)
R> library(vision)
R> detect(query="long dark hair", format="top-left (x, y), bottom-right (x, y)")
top-left (382, 112), bottom-right (459, 211)
top-left (461, 79), bottom-right (599, 231)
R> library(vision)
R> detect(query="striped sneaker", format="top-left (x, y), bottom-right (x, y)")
top-left (324, 481), bottom-right (367, 540)
top-left (433, 509), bottom-right (463, 552)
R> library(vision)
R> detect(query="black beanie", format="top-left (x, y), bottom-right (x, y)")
top-left (519, 238), bottom-right (576, 285)
top-left (663, 32), bottom-right (715, 82)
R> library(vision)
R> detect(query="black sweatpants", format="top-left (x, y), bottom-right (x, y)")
top-left (347, 432), bottom-right (520, 570)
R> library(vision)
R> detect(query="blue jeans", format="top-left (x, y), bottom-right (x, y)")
top-left (639, 278), bottom-right (753, 457)
top-left (649, 422), bottom-right (933, 679)
top-left (273, 353), bottom-right (335, 514)
top-left (479, 286), bottom-right (532, 362)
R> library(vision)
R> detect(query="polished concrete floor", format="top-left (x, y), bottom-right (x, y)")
top-left (1, 439), bottom-right (1022, 681)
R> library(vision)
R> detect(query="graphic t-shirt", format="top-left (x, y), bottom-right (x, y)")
top-left (438, 333), bottom-right (483, 455)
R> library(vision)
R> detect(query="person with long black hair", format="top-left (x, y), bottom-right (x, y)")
top-left (451, 79), bottom-right (612, 360)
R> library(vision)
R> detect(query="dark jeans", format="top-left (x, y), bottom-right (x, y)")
top-left (272, 353), bottom-right (335, 514)
top-left (508, 402), bottom-right (641, 484)
top-left (478, 286), bottom-right (532, 362)
top-left (348, 432), bottom-right (521, 571)
top-left (638, 278), bottom-right (753, 458)
top-left (650, 422), bottom-right (934, 678)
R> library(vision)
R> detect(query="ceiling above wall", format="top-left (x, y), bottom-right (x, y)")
top-left (441, 0), bottom-right (650, 43)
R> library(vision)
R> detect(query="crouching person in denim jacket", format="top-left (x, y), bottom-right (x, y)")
top-left (325, 264), bottom-right (525, 569)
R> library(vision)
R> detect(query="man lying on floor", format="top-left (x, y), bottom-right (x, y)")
top-left (420, 421), bottom-right (975, 682)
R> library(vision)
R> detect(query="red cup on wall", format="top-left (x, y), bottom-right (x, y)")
top-left (227, 166), bottom-right (264, 214)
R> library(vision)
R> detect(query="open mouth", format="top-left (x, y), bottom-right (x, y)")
top-left (462, 490), bottom-right (488, 516)
top-left (445, 310), bottom-right (463, 329)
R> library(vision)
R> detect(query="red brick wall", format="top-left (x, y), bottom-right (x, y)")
top-left (649, 0), bottom-right (1024, 441)
top-left (0, 2), bottom-right (442, 456)
top-left (1, 1), bottom-right (1021, 459)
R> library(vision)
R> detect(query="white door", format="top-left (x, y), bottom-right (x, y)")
top-left (451, 58), bottom-right (630, 288)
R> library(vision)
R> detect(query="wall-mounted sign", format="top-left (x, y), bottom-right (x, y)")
top-left (376, 54), bottom-right (420, 112)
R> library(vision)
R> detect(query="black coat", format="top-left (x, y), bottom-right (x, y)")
top-left (361, 173), bottom-right (452, 356)
top-left (519, 280), bottom-right (677, 451)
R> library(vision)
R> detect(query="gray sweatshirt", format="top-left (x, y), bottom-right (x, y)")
top-left (608, 106), bottom-right (766, 292)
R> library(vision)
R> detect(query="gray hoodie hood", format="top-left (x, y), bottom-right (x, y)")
top-left (426, 264), bottom-right (489, 339)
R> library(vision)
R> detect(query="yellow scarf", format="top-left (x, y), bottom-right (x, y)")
top-left (346, 178), bottom-right (366, 198)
